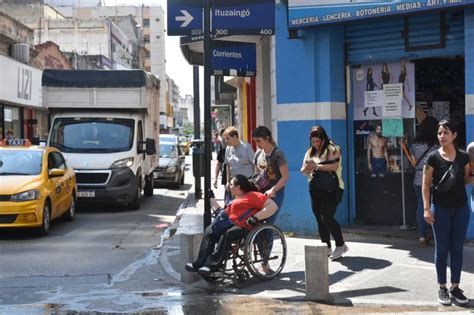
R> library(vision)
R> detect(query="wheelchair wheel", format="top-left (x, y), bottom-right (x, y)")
top-left (233, 269), bottom-right (250, 287)
top-left (243, 223), bottom-right (287, 281)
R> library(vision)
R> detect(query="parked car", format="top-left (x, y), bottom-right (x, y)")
top-left (0, 142), bottom-right (77, 235)
top-left (153, 141), bottom-right (185, 188)
top-left (179, 136), bottom-right (190, 155)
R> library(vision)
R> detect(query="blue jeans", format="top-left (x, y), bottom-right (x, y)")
top-left (266, 188), bottom-right (284, 224)
top-left (431, 203), bottom-right (470, 284)
top-left (413, 184), bottom-right (429, 238)
top-left (370, 157), bottom-right (387, 177)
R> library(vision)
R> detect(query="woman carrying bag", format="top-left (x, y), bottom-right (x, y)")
top-left (300, 126), bottom-right (348, 260)
top-left (422, 120), bottom-right (471, 306)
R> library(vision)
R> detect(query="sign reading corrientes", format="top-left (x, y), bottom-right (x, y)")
top-left (210, 41), bottom-right (256, 77)
top-left (288, 0), bottom-right (474, 29)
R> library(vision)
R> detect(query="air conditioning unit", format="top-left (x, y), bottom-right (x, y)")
top-left (11, 43), bottom-right (30, 64)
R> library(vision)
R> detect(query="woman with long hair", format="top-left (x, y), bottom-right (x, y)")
top-left (363, 67), bottom-right (378, 117)
top-left (422, 120), bottom-right (471, 305)
top-left (252, 126), bottom-right (289, 221)
top-left (185, 175), bottom-right (278, 275)
top-left (403, 116), bottom-right (439, 246)
top-left (300, 126), bottom-right (348, 260)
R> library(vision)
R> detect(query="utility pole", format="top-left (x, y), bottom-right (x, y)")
top-left (203, 0), bottom-right (212, 229)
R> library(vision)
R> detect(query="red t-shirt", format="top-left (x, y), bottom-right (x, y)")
top-left (226, 191), bottom-right (269, 229)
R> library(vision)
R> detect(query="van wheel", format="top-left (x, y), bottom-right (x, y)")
top-left (128, 182), bottom-right (141, 210)
top-left (36, 200), bottom-right (51, 236)
top-left (144, 175), bottom-right (154, 196)
top-left (63, 196), bottom-right (76, 221)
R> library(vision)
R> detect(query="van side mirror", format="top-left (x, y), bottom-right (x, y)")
top-left (145, 138), bottom-right (156, 155)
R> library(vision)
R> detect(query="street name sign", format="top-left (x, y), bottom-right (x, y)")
top-left (210, 41), bottom-right (256, 77)
top-left (211, 0), bottom-right (275, 36)
top-left (167, 0), bottom-right (275, 36)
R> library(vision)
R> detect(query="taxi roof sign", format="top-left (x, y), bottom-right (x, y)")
top-left (1, 138), bottom-right (32, 146)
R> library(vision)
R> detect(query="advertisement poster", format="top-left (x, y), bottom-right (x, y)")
top-left (353, 59), bottom-right (415, 121)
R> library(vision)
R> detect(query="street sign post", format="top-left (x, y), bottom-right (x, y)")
top-left (210, 41), bottom-right (256, 77)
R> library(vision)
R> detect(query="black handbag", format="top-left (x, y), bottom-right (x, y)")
top-left (310, 170), bottom-right (339, 192)
top-left (309, 158), bottom-right (340, 192)
top-left (434, 158), bottom-right (459, 192)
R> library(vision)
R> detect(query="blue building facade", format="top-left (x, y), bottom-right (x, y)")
top-left (273, 1), bottom-right (474, 239)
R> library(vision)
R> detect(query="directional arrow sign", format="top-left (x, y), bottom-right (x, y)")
top-left (210, 41), bottom-right (256, 77)
top-left (167, 0), bottom-right (275, 37)
top-left (175, 10), bottom-right (194, 28)
top-left (167, 0), bottom-right (203, 36)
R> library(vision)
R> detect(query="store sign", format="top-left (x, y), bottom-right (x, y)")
top-left (210, 41), bottom-right (256, 77)
top-left (0, 55), bottom-right (42, 108)
top-left (288, 0), bottom-right (474, 28)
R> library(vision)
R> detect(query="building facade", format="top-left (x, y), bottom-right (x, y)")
top-left (272, 1), bottom-right (474, 238)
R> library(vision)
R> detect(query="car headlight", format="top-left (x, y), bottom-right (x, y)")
top-left (11, 190), bottom-right (40, 202)
top-left (110, 157), bottom-right (134, 169)
top-left (165, 166), bottom-right (176, 173)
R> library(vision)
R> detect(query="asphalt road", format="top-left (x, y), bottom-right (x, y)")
top-left (0, 156), bottom-right (193, 311)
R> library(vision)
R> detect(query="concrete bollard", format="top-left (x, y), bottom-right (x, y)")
top-left (180, 232), bottom-right (203, 284)
top-left (305, 245), bottom-right (330, 301)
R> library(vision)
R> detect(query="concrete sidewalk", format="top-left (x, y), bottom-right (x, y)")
top-left (160, 174), bottom-right (474, 312)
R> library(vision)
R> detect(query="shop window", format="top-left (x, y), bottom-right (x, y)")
top-left (3, 106), bottom-right (21, 139)
top-left (403, 13), bottom-right (447, 52)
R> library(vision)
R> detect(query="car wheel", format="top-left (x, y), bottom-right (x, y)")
top-left (63, 196), bottom-right (75, 222)
top-left (128, 181), bottom-right (141, 210)
top-left (36, 200), bottom-right (51, 236)
top-left (144, 174), bottom-right (154, 196)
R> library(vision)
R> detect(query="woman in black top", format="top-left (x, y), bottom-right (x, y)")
top-left (422, 120), bottom-right (471, 306)
top-left (363, 67), bottom-right (378, 117)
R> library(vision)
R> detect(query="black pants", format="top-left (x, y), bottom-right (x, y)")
top-left (193, 225), bottom-right (246, 269)
top-left (309, 187), bottom-right (344, 247)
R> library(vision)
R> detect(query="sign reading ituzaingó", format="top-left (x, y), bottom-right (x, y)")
top-left (288, 0), bottom-right (474, 28)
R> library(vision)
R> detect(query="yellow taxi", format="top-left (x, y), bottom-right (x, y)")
top-left (179, 136), bottom-right (191, 155)
top-left (0, 139), bottom-right (77, 235)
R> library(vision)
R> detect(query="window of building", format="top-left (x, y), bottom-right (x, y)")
top-left (143, 19), bottom-right (150, 27)
top-left (144, 35), bottom-right (150, 43)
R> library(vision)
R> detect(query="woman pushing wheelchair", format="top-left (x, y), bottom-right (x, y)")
top-left (185, 174), bottom-right (278, 276)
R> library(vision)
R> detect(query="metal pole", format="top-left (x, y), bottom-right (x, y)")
top-left (193, 66), bottom-right (201, 200)
top-left (400, 140), bottom-right (408, 229)
top-left (203, 0), bottom-right (212, 229)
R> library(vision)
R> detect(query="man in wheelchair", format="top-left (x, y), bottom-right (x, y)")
top-left (185, 174), bottom-right (278, 276)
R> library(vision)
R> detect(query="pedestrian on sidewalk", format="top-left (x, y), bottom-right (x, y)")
top-left (467, 141), bottom-right (474, 189)
top-left (213, 128), bottom-right (227, 197)
top-left (252, 126), bottom-right (288, 218)
top-left (185, 175), bottom-right (278, 275)
top-left (401, 115), bottom-right (439, 247)
top-left (422, 119), bottom-right (471, 306)
top-left (223, 127), bottom-right (255, 203)
top-left (300, 126), bottom-right (348, 260)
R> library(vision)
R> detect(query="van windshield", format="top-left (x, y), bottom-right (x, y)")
top-left (50, 118), bottom-right (134, 153)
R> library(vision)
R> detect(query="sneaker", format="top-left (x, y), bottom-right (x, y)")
top-left (185, 263), bottom-right (197, 272)
top-left (331, 244), bottom-right (349, 260)
top-left (450, 286), bottom-right (469, 305)
top-left (418, 237), bottom-right (427, 248)
top-left (198, 266), bottom-right (212, 276)
top-left (438, 287), bottom-right (451, 305)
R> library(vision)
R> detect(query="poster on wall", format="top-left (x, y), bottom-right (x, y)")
top-left (353, 58), bottom-right (415, 121)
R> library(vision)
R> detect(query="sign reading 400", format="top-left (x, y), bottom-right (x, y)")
top-left (211, 0), bottom-right (275, 36)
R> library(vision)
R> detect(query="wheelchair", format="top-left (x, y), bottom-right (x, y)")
top-left (200, 221), bottom-right (287, 287)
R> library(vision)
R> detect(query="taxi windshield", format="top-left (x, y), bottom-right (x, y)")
top-left (0, 150), bottom-right (42, 175)
top-left (50, 118), bottom-right (134, 153)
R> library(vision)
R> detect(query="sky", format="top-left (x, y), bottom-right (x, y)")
top-left (103, 0), bottom-right (194, 96)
